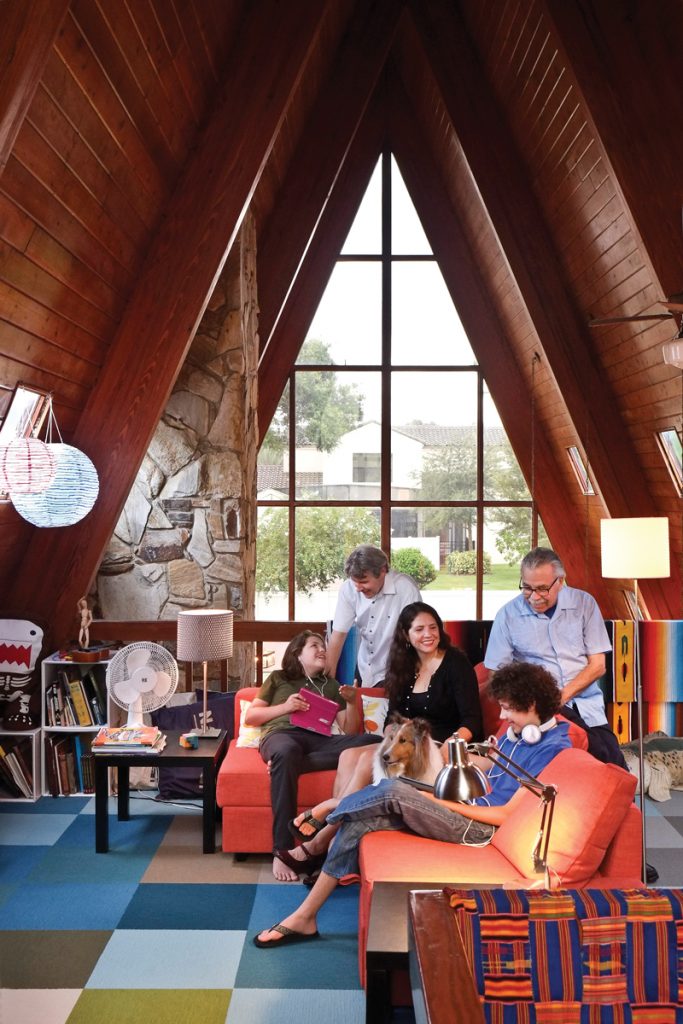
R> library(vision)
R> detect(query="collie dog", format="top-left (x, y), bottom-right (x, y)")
top-left (372, 714), bottom-right (444, 786)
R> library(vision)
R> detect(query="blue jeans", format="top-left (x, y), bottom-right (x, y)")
top-left (323, 779), bottom-right (495, 879)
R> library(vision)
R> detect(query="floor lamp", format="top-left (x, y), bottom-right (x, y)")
top-left (600, 517), bottom-right (670, 885)
top-left (177, 609), bottom-right (234, 738)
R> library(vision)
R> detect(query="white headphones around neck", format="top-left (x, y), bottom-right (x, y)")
top-left (506, 716), bottom-right (556, 745)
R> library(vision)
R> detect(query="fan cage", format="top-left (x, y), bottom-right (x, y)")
top-left (106, 641), bottom-right (179, 713)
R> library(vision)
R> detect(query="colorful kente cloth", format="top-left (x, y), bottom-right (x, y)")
top-left (446, 887), bottom-right (683, 1023)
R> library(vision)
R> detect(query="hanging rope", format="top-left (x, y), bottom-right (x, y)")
top-left (531, 352), bottom-right (541, 546)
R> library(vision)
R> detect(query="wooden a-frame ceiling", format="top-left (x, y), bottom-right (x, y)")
top-left (0, 0), bottom-right (680, 645)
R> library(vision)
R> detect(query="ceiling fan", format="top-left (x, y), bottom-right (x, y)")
top-left (588, 294), bottom-right (683, 327)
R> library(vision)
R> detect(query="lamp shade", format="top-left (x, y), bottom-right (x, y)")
top-left (600, 517), bottom-right (670, 579)
top-left (176, 609), bottom-right (233, 662)
top-left (10, 443), bottom-right (99, 526)
top-left (0, 438), bottom-right (56, 494)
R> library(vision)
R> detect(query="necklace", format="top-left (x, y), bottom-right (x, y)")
top-left (403, 653), bottom-right (441, 714)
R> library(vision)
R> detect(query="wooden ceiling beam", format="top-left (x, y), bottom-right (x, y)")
top-left (407, 0), bottom-right (680, 616)
top-left (258, 0), bottom-right (403, 352)
top-left (385, 64), bottom-right (608, 604)
top-left (258, 89), bottom-right (386, 439)
top-left (543, 0), bottom-right (683, 303)
top-left (0, 0), bottom-right (70, 178)
top-left (10, 0), bottom-right (332, 646)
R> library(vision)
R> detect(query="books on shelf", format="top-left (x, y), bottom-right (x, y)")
top-left (0, 739), bottom-right (33, 798)
top-left (45, 666), bottom-right (106, 727)
top-left (45, 734), bottom-right (96, 795)
top-left (92, 725), bottom-right (166, 754)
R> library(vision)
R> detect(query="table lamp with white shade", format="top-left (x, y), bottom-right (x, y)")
top-left (600, 516), bottom-right (670, 884)
top-left (176, 609), bottom-right (233, 738)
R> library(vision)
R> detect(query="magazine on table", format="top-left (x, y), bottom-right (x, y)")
top-left (92, 725), bottom-right (162, 748)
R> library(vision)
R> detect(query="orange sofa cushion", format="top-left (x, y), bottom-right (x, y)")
top-left (491, 747), bottom-right (637, 885)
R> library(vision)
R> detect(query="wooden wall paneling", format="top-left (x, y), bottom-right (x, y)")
top-left (257, 0), bottom-right (402, 351)
top-left (9, 0), bottom-right (334, 648)
top-left (69, 0), bottom-right (181, 175)
top-left (385, 67), bottom-right (610, 605)
top-left (53, 13), bottom-right (169, 209)
top-left (257, 88), bottom-right (386, 440)
top-left (0, 502), bottom-right (32, 597)
top-left (0, 279), bottom-right (104, 368)
top-left (11, 123), bottom-right (140, 274)
top-left (39, 49), bottom-right (164, 227)
top-left (0, 0), bottom-right (70, 177)
top-left (0, 319), bottom-right (99, 391)
top-left (1, 158), bottom-right (134, 296)
top-left (543, 0), bottom-right (683, 304)
top-left (0, 351), bottom-right (89, 419)
top-left (24, 229), bottom-right (121, 322)
top-left (28, 84), bottom-right (151, 252)
top-left (408, 0), bottom-right (681, 617)
top-left (0, 240), bottom-right (114, 340)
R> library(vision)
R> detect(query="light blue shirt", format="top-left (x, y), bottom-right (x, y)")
top-left (484, 585), bottom-right (611, 726)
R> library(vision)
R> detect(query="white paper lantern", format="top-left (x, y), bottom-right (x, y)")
top-left (11, 443), bottom-right (99, 527)
top-left (0, 438), bottom-right (56, 493)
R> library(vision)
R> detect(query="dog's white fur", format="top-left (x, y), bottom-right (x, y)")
top-left (372, 715), bottom-right (444, 785)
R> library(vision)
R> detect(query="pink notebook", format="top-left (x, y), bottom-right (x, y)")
top-left (290, 688), bottom-right (340, 736)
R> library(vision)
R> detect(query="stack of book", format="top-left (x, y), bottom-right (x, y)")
top-left (91, 725), bottom-right (166, 754)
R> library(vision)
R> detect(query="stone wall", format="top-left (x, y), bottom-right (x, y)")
top-left (93, 215), bottom-right (258, 688)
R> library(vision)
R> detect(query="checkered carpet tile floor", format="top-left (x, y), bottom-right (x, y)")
top-left (1, 788), bottom-right (682, 1024)
top-left (0, 794), bottom-right (367, 1024)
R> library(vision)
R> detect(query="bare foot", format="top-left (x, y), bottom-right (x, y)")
top-left (256, 911), bottom-right (317, 944)
top-left (293, 798), bottom-right (339, 837)
top-left (272, 855), bottom-right (299, 882)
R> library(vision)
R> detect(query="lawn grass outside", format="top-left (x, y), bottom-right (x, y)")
top-left (424, 563), bottom-right (519, 591)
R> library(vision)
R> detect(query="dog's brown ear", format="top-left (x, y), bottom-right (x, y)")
top-left (411, 717), bottom-right (433, 739)
top-left (386, 711), bottom-right (408, 727)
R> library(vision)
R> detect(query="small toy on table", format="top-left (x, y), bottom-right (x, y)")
top-left (179, 732), bottom-right (199, 749)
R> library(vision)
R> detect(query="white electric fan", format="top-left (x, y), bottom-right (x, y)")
top-left (106, 642), bottom-right (179, 726)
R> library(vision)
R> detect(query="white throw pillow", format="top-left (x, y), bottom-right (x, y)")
top-left (361, 695), bottom-right (388, 735)
top-left (236, 699), bottom-right (262, 748)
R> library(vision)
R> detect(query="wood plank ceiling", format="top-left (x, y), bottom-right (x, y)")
top-left (0, 0), bottom-right (680, 645)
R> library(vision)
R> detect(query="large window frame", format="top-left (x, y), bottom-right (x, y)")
top-left (257, 151), bottom-right (542, 618)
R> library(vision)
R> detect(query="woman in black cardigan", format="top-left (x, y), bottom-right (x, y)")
top-left (383, 601), bottom-right (483, 744)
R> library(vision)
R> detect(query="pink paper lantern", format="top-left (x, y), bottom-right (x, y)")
top-left (0, 438), bottom-right (57, 494)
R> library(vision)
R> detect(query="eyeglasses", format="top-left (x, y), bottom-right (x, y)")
top-left (519, 576), bottom-right (561, 597)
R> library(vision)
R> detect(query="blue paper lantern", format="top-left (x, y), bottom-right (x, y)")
top-left (11, 443), bottom-right (99, 527)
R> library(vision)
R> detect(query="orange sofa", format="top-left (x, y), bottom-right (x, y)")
top-left (216, 667), bottom-right (505, 854)
top-left (355, 746), bottom-right (643, 984)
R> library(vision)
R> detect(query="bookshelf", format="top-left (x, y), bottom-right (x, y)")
top-left (41, 653), bottom-right (111, 797)
top-left (0, 728), bottom-right (41, 801)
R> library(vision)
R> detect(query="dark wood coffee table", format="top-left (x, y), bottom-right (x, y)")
top-left (408, 890), bottom-right (484, 1024)
top-left (94, 730), bottom-right (227, 854)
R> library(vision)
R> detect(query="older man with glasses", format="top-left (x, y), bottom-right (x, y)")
top-left (484, 546), bottom-right (626, 770)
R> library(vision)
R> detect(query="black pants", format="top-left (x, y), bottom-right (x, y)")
top-left (560, 703), bottom-right (628, 770)
top-left (259, 727), bottom-right (380, 851)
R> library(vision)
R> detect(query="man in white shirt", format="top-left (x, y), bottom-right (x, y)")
top-left (325, 545), bottom-right (421, 687)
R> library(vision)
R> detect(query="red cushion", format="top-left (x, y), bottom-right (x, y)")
top-left (491, 747), bottom-right (638, 885)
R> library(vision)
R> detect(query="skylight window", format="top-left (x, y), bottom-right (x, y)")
top-left (566, 446), bottom-right (595, 495)
top-left (655, 428), bottom-right (682, 494)
top-left (0, 385), bottom-right (49, 443)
